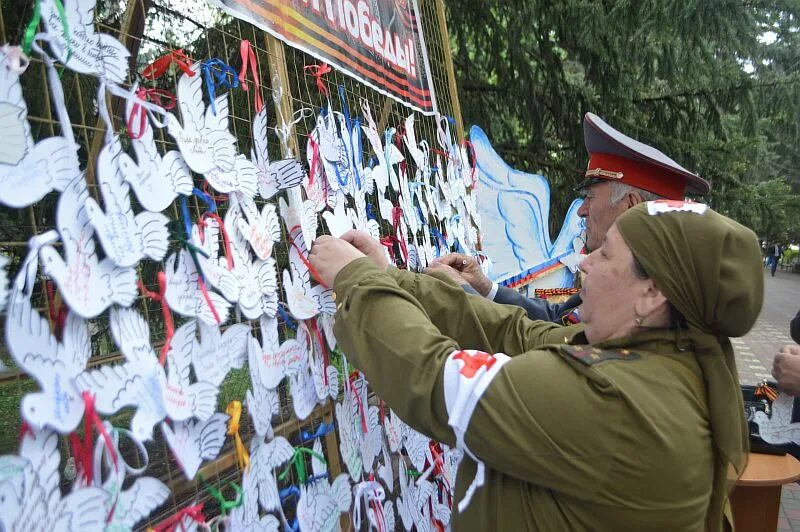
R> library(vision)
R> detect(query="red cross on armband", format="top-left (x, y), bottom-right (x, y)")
top-left (453, 350), bottom-right (497, 378)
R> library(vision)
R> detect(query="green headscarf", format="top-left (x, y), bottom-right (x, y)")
top-left (616, 201), bottom-right (763, 532)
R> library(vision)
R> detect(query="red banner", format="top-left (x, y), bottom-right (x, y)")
top-left (209, 0), bottom-right (438, 115)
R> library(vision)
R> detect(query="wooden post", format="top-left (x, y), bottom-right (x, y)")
top-left (432, 0), bottom-right (465, 140)
top-left (263, 34), bottom-right (300, 158)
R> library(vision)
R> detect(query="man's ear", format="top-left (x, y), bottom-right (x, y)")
top-left (627, 191), bottom-right (646, 208)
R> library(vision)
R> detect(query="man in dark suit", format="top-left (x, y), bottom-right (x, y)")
top-left (429, 112), bottom-right (711, 322)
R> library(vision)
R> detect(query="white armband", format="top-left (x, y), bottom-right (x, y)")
top-left (443, 349), bottom-right (510, 512)
top-left (486, 282), bottom-right (499, 301)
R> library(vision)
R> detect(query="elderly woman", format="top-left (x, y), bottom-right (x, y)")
top-left (309, 201), bottom-right (763, 531)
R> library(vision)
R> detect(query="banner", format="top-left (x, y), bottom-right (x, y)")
top-left (209, 0), bottom-right (438, 115)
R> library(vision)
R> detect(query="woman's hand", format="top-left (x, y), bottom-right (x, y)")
top-left (309, 235), bottom-right (366, 287)
top-left (340, 230), bottom-right (389, 271)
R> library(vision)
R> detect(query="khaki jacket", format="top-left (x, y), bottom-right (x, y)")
top-left (333, 259), bottom-right (713, 531)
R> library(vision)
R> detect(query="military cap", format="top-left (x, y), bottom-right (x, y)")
top-left (575, 112), bottom-right (711, 199)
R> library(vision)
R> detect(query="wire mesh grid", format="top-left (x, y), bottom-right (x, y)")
top-left (0, 0), bottom-right (466, 527)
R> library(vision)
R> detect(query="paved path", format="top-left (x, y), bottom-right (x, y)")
top-left (732, 269), bottom-right (799, 531)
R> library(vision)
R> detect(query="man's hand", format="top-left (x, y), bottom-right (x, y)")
top-left (429, 253), bottom-right (492, 296)
top-left (772, 344), bottom-right (800, 396)
top-left (340, 230), bottom-right (389, 271)
top-left (309, 235), bottom-right (366, 287)
top-left (423, 263), bottom-right (468, 286)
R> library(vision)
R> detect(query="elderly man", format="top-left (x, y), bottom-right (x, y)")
top-left (431, 112), bottom-right (711, 323)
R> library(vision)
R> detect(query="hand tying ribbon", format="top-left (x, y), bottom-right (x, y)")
top-left (141, 49), bottom-right (194, 79)
top-left (226, 401), bottom-right (250, 471)
top-left (238, 40), bottom-right (264, 113)
top-left (304, 62), bottom-right (332, 97)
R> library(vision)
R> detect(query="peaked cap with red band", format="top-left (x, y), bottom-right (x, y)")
top-left (576, 112), bottom-right (710, 199)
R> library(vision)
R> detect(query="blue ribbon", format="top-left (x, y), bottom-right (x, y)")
top-left (430, 227), bottom-right (448, 256)
top-left (365, 203), bottom-right (376, 221)
top-left (304, 472), bottom-right (330, 484)
top-left (352, 117), bottom-right (362, 189)
top-left (279, 485), bottom-right (301, 502)
top-left (179, 196), bottom-right (193, 240)
top-left (336, 86), bottom-right (358, 189)
top-left (294, 421), bottom-right (336, 444)
top-left (202, 59), bottom-right (239, 115)
top-left (277, 304), bottom-right (297, 330)
top-left (192, 187), bottom-right (216, 213)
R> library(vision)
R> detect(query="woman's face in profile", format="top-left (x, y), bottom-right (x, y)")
top-left (579, 224), bottom-right (651, 343)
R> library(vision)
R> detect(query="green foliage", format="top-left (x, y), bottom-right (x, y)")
top-left (446, 0), bottom-right (800, 241)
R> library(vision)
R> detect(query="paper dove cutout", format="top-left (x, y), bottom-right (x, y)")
top-left (249, 316), bottom-right (306, 390)
top-left (298, 322), bottom-right (339, 402)
top-left (205, 154), bottom-right (259, 197)
top-left (191, 321), bottom-right (249, 387)
top-left (753, 393), bottom-right (800, 444)
top-left (297, 472), bottom-right (352, 532)
top-left (238, 195), bottom-right (281, 261)
top-left (162, 413), bottom-right (229, 480)
top-left (404, 426), bottom-right (431, 473)
top-left (119, 97), bottom-right (192, 212)
top-left (290, 362), bottom-right (320, 421)
top-left (397, 461), bottom-right (436, 532)
top-left (0, 427), bottom-right (108, 532)
top-left (85, 136), bottom-right (169, 267)
top-left (5, 294), bottom-right (89, 433)
top-left (280, 187), bottom-right (318, 253)
top-left (76, 309), bottom-right (219, 442)
top-left (246, 333), bottom-right (281, 438)
top-left (190, 218), bottom-right (242, 303)
top-left (322, 192), bottom-right (356, 238)
top-left (168, 62), bottom-right (236, 174)
top-left (224, 199), bottom-right (279, 319)
top-left (385, 409), bottom-right (408, 454)
top-left (251, 108), bottom-right (304, 199)
top-left (282, 225), bottom-right (335, 320)
top-left (106, 476), bottom-right (171, 530)
top-left (336, 377), bottom-right (382, 479)
top-left (41, 0), bottom-right (130, 82)
top-left (0, 47), bottom-right (78, 207)
top-left (165, 248), bottom-right (232, 325)
top-left (377, 444), bottom-right (394, 493)
top-left (40, 176), bottom-right (137, 318)
top-left (249, 436), bottom-right (295, 512)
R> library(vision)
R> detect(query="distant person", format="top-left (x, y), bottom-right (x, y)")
top-left (430, 112), bottom-right (711, 323)
top-left (768, 242), bottom-right (782, 276)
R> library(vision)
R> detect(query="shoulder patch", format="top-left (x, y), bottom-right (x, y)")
top-left (558, 345), bottom-right (641, 366)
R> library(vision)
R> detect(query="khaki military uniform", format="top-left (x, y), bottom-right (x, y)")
top-left (333, 258), bottom-right (715, 532)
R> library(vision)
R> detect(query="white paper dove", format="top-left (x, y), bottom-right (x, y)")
top-left (191, 321), bottom-right (249, 387)
top-left (279, 187), bottom-right (318, 252)
top-left (246, 335), bottom-right (281, 438)
top-left (251, 107), bottom-right (304, 199)
top-left (249, 316), bottom-right (306, 390)
top-left (76, 309), bottom-right (219, 442)
top-left (282, 225), bottom-right (335, 320)
top-left (161, 412), bottom-right (229, 480)
top-left (5, 294), bottom-right (89, 433)
top-left (205, 154), bottom-right (259, 197)
top-left (85, 135), bottom-right (169, 267)
top-left (225, 199), bottom-right (279, 319)
top-left (290, 361), bottom-right (320, 421)
top-left (322, 192), bottom-right (356, 238)
top-left (168, 62), bottom-right (236, 175)
top-left (396, 460), bottom-right (436, 532)
top-left (249, 436), bottom-right (295, 513)
top-left (385, 409), bottom-right (408, 454)
top-left (238, 195), bottom-right (281, 261)
top-left (119, 97), bottom-right (192, 212)
top-left (0, 47), bottom-right (78, 207)
top-left (297, 472), bottom-right (352, 532)
top-left (41, 0), bottom-right (130, 82)
top-left (105, 476), bottom-right (171, 530)
top-left (0, 427), bottom-right (109, 532)
top-left (164, 248), bottom-right (232, 325)
top-left (39, 176), bottom-right (137, 318)
top-left (190, 218), bottom-right (242, 303)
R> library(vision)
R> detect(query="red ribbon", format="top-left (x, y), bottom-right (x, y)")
top-left (151, 503), bottom-right (206, 532)
top-left (238, 40), bottom-right (264, 113)
top-left (70, 393), bottom-right (118, 485)
top-left (198, 212), bottom-right (235, 271)
top-left (288, 226), bottom-right (329, 289)
top-left (392, 204), bottom-right (409, 264)
top-left (197, 278), bottom-right (222, 325)
top-left (348, 373), bottom-right (369, 434)
top-left (128, 87), bottom-right (176, 140)
top-left (200, 180), bottom-right (228, 205)
top-left (141, 49), bottom-right (194, 80)
top-left (137, 272), bottom-right (175, 366)
top-left (308, 318), bottom-right (329, 385)
top-left (307, 134), bottom-right (321, 188)
top-left (45, 280), bottom-right (68, 341)
top-left (304, 63), bottom-right (332, 97)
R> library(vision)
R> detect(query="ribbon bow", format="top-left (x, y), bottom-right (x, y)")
top-left (202, 59), bottom-right (239, 115)
top-left (304, 62), bottom-right (332, 97)
top-left (142, 49), bottom-right (194, 79)
top-left (278, 446), bottom-right (327, 484)
top-left (238, 40), bottom-right (264, 113)
top-left (226, 401), bottom-right (250, 471)
top-left (149, 503), bottom-right (206, 532)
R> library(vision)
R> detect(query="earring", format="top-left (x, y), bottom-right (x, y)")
top-left (635, 314), bottom-right (645, 326)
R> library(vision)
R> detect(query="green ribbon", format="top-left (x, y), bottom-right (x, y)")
top-left (278, 447), bottom-right (328, 484)
top-left (198, 473), bottom-right (243, 516)
top-left (22, 0), bottom-right (72, 67)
